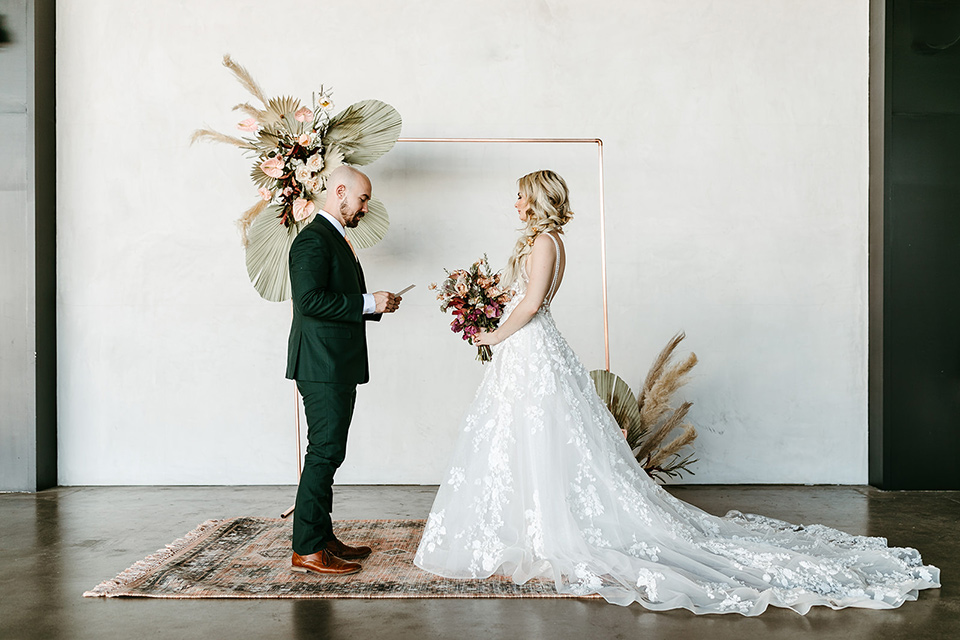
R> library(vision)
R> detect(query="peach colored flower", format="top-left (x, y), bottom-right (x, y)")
top-left (259, 156), bottom-right (285, 179)
top-left (455, 282), bottom-right (469, 296)
top-left (294, 107), bottom-right (313, 122)
top-left (292, 198), bottom-right (315, 221)
top-left (258, 187), bottom-right (272, 202)
top-left (282, 186), bottom-right (294, 197)
top-left (237, 118), bottom-right (258, 132)
top-left (298, 133), bottom-right (312, 146)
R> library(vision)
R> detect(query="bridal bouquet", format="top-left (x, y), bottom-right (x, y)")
top-left (430, 256), bottom-right (514, 363)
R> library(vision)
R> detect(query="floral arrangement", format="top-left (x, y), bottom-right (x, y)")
top-left (429, 256), bottom-right (514, 363)
top-left (192, 55), bottom-right (402, 302)
top-left (590, 332), bottom-right (699, 482)
top-left (241, 89), bottom-right (337, 229)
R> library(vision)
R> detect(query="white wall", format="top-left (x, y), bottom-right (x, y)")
top-left (57, 0), bottom-right (869, 485)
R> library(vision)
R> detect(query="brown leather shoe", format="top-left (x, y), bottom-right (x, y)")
top-left (325, 536), bottom-right (373, 560)
top-left (291, 550), bottom-right (361, 576)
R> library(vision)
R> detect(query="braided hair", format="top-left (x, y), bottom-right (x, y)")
top-left (503, 169), bottom-right (574, 285)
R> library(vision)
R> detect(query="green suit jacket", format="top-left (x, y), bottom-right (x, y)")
top-left (285, 215), bottom-right (381, 384)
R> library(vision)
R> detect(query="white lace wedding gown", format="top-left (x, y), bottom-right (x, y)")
top-left (414, 235), bottom-right (940, 615)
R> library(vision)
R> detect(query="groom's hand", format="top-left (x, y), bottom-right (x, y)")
top-left (373, 291), bottom-right (401, 314)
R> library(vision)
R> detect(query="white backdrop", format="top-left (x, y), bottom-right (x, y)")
top-left (56, 0), bottom-right (869, 485)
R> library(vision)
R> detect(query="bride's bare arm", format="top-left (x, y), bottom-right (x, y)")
top-left (475, 234), bottom-right (556, 346)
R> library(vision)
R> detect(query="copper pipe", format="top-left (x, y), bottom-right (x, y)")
top-left (399, 137), bottom-right (603, 144)
top-left (597, 139), bottom-right (610, 372)
top-left (397, 136), bottom-right (611, 370)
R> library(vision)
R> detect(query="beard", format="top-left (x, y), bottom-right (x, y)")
top-left (339, 200), bottom-right (363, 228)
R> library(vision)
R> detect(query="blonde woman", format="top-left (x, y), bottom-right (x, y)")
top-left (414, 170), bottom-right (939, 615)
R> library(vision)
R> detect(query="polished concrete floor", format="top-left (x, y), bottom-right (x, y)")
top-left (0, 485), bottom-right (956, 640)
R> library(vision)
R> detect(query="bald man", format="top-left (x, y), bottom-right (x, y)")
top-left (286, 166), bottom-right (401, 576)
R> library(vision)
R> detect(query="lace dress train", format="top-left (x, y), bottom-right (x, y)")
top-left (414, 238), bottom-right (940, 615)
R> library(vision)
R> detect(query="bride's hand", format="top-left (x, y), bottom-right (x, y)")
top-left (474, 330), bottom-right (501, 347)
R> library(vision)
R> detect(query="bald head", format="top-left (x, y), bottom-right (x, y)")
top-left (327, 165), bottom-right (370, 194)
top-left (324, 165), bottom-right (372, 228)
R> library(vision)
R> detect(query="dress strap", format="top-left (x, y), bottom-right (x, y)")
top-left (544, 232), bottom-right (561, 304)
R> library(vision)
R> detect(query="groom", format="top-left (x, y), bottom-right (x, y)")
top-left (286, 165), bottom-right (401, 576)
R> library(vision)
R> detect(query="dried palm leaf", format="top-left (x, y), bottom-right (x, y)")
top-left (244, 205), bottom-right (309, 302)
top-left (324, 100), bottom-right (402, 166)
top-left (222, 54), bottom-right (267, 105)
top-left (319, 145), bottom-right (345, 179)
top-left (263, 96), bottom-right (301, 127)
top-left (345, 196), bottom-right (390, 249)
top-left (190, 128), bottom-right (256, 150)
top-left (249, 164), bottom-right (275, 190)
top-left (251, 132), bottom-right (280, 154)
top-left (590, 370), bottom-right (644, 444)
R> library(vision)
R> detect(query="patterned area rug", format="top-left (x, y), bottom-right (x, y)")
top-left (84, 517), bottom-right (579, 599)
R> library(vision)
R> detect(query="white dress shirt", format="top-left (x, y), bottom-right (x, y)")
top-left (315, 210), bottom-right (376, 315)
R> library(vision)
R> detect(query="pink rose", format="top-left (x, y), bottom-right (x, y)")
top-left (298, 133), bottom-right (312, 146)
top-left (259, 156), bottom-right (285, 179)
top-left (237, 118), bottom-right (258, 132)
top-left (282, 186), bottom-right (294, 197)
top-left (294, 107), bottom-right (313, 122)
top-left (292, 198), bottom-right (315, 221)
top-left (257, 187), bottom-right (272, 202)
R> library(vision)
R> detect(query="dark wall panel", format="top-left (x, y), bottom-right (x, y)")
top-left (879, 0), bottom-right (960, 489)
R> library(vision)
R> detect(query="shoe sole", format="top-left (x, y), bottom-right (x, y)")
top-left (291, 565), bottom-right (362, 576)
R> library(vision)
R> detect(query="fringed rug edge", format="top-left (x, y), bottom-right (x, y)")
top-left (83, 518), bottom-right (227, 598)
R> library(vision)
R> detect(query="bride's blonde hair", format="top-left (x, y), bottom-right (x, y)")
top-left (503, 170), bottom-right (574, 285)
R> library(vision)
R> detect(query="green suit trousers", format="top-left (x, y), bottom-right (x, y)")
top-left (293, 380), bottom-right (357, 555)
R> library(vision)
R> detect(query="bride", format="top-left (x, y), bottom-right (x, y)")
top-left (413, 170), bottom-right (940, 615)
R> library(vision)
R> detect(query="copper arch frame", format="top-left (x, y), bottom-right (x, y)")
top-left (284, 137), bottom-right (609, 515)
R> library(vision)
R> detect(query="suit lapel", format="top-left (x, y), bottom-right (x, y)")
top-left (311, 215), bottom-right (365, 292)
